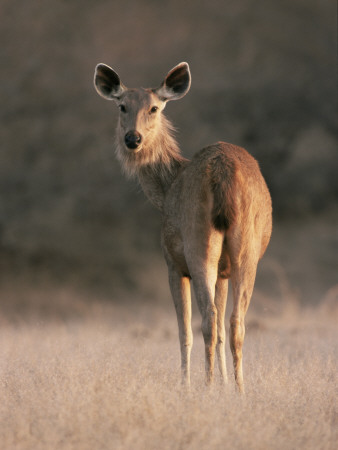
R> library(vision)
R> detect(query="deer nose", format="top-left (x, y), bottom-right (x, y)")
top-left (124, 130), bottom-right (142, 149)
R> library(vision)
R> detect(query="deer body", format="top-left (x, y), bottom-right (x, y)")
top-left (94, 62), bottom-right (272, 392)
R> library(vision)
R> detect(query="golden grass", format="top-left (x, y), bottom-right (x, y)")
top-left (0, 289), bottom-right (337, 450)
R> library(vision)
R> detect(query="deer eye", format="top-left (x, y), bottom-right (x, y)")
top-left (119, 104), bottom-right (127, 113)
top-left (150, 106), bottom-right (158, 114)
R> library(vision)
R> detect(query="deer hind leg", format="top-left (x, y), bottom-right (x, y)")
top-left (230, 259), bottom-right (258, 394)
top-left (215, 277), bottom-right (229, 384)
top-left (192, 272), bottom-right (218, 385)
top-left (168, 266), bottom-right (193, 388)
top-left (188, 253), bottom-right (221, 384)
top-left (185, 226), bottom-right (223, 385)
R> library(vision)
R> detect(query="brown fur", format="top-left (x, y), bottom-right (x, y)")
top-left (94, 62), bottom-right (272, 392)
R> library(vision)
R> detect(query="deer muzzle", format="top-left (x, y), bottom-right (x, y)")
top-left (124, 130), bottom-right (142, 150)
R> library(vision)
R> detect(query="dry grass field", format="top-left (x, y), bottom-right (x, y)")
top-left (0, 286), bottom-right (336, 450)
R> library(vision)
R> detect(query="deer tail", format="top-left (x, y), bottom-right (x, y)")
top-left (210, 155), bottom-right (237, 231)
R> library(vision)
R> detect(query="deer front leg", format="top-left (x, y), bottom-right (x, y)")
top-left (168, 267), bottom-right (193, 388)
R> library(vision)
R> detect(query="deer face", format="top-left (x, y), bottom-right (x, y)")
top-left (94, 62), bottom-right (191, 154)
top-left (115, 89), bottom-right (165, 152)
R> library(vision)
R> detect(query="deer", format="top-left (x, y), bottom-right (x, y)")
top-left (93, 62), bottom-right (272, 393)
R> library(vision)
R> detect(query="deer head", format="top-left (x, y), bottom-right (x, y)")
top-left (94, 62), bottom-right (191, 156)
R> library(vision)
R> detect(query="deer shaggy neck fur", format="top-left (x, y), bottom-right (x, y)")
top-left (115, 115), bottom-right (185, 178)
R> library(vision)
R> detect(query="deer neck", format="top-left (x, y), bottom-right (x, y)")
top-left (138, 154), bottom-right (187, 211)
top-left (138, 116), bottom-right (188, 211)
top-left (117, 116), bottom-right (188, 211)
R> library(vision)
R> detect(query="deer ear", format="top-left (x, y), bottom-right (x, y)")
top-left (94, 64), bottom-right (126, 100)
top-left (155, 62), bottom-right (191, 101)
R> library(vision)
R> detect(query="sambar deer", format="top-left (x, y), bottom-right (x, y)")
top-left (94, 62), bottom-right (272, 393)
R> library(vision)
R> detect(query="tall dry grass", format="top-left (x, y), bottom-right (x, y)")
top-left (0, 288), bottom-right (337, 450)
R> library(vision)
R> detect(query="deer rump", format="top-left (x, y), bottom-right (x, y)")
top-left (190, 142), bottom-right (249, 232)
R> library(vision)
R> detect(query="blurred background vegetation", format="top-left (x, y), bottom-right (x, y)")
top-left (0, 0), bottom-right (337, 311)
